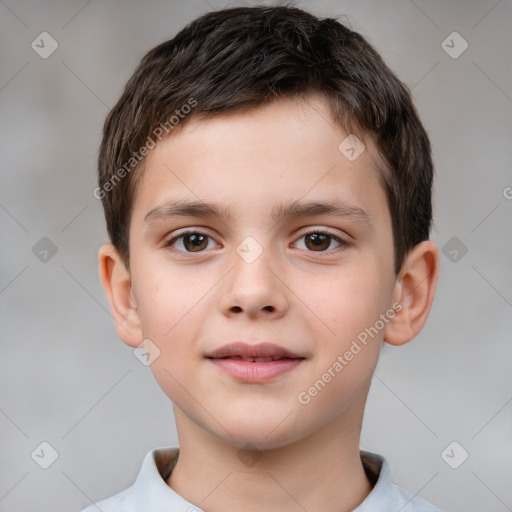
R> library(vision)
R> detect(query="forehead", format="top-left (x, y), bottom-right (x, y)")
top-left (132, 95), bottom-right (388, 228)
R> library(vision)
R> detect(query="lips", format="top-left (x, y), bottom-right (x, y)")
top-left (206, 342), bottom-right (305, 382)
top-left (205, 342), bottom-right (304, 361)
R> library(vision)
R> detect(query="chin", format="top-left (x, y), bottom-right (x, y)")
top-left (211, 410), bottom-right (310, 451)
top-left (224, 429), bottom-right (303, 451)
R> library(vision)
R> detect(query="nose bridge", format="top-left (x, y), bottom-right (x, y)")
top-left (219, 234), bottom-right (288, 317)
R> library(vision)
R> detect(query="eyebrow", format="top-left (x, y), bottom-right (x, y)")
top-left (143, 199), bottom-right (371, 225)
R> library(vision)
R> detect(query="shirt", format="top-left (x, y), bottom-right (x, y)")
top-left (81, 446), bottom-right (442, 512)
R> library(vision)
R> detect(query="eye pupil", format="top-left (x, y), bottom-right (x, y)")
top-left (305, 233), bottom-right (330, 251)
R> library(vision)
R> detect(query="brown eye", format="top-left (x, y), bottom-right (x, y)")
top-left (165, 231), bottom-right (215, 253)
top-left (182, 233), bottom-right (209, 252)
top-left (304, 233), bottom-right (331, 251)
top-left (295, 230), bottom-right (346, 252)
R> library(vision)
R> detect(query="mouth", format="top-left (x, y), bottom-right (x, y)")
top-left (209, 355), bottom-right (299, 362)
top-left (205, 341), bottom-right (304, 360)
top-left (206, 342), bottom-right (305, 382)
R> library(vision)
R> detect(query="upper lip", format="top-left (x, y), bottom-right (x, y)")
top-left (206, 342), bottom-right (304, 360)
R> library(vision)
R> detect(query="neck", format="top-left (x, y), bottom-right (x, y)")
top-left (166, 403), bottom-right (373, 512)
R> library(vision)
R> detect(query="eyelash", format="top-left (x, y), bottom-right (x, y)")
top-left (163, 228), bottom-right (349, 254)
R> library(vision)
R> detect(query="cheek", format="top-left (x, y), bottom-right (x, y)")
top-left (133, 261), bottom-right (204, 340)
top-left (296, 270), bottom-right (386, 419)
top-left (134, 270), bottom-right (208, 402)
top-left (131, 262), bottom-right (216, 381)
top-left (305, 263), bottom-right (390, 344)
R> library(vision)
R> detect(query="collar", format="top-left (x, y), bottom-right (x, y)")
top-left (127, 446), bottom-right (395, 511)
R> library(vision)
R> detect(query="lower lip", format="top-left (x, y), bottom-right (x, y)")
top-left (208, 358), bottom-right (303, 382)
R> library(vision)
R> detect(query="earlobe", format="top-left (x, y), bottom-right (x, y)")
top-left (383, 240), bottom-right (439, 346)
top-left (98, 243), bottom-right (143, 347)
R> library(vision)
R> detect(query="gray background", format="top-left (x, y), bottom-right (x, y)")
top-left (1, 1), bottom-right (511, 511)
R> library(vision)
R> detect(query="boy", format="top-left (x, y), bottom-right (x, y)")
top-left (86, 4), bottom-right (440, 511)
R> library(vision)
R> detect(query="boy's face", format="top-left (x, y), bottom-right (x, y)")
top-left (122, 95), bottom-right (401, 448)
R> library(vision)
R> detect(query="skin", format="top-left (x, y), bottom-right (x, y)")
top-left (98, 94), bottom-right (439, 512)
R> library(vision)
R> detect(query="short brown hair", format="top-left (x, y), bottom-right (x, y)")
top-left (97, 4), bottom-right (433, 275)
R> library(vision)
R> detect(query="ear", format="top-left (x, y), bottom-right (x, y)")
top-left (383, 240), bottom-right (439, 346)
top-left (98, 243), bottom-right (143, 348)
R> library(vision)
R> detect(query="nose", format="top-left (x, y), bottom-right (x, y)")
top-left (218, 242), bottom-right (289, 320)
